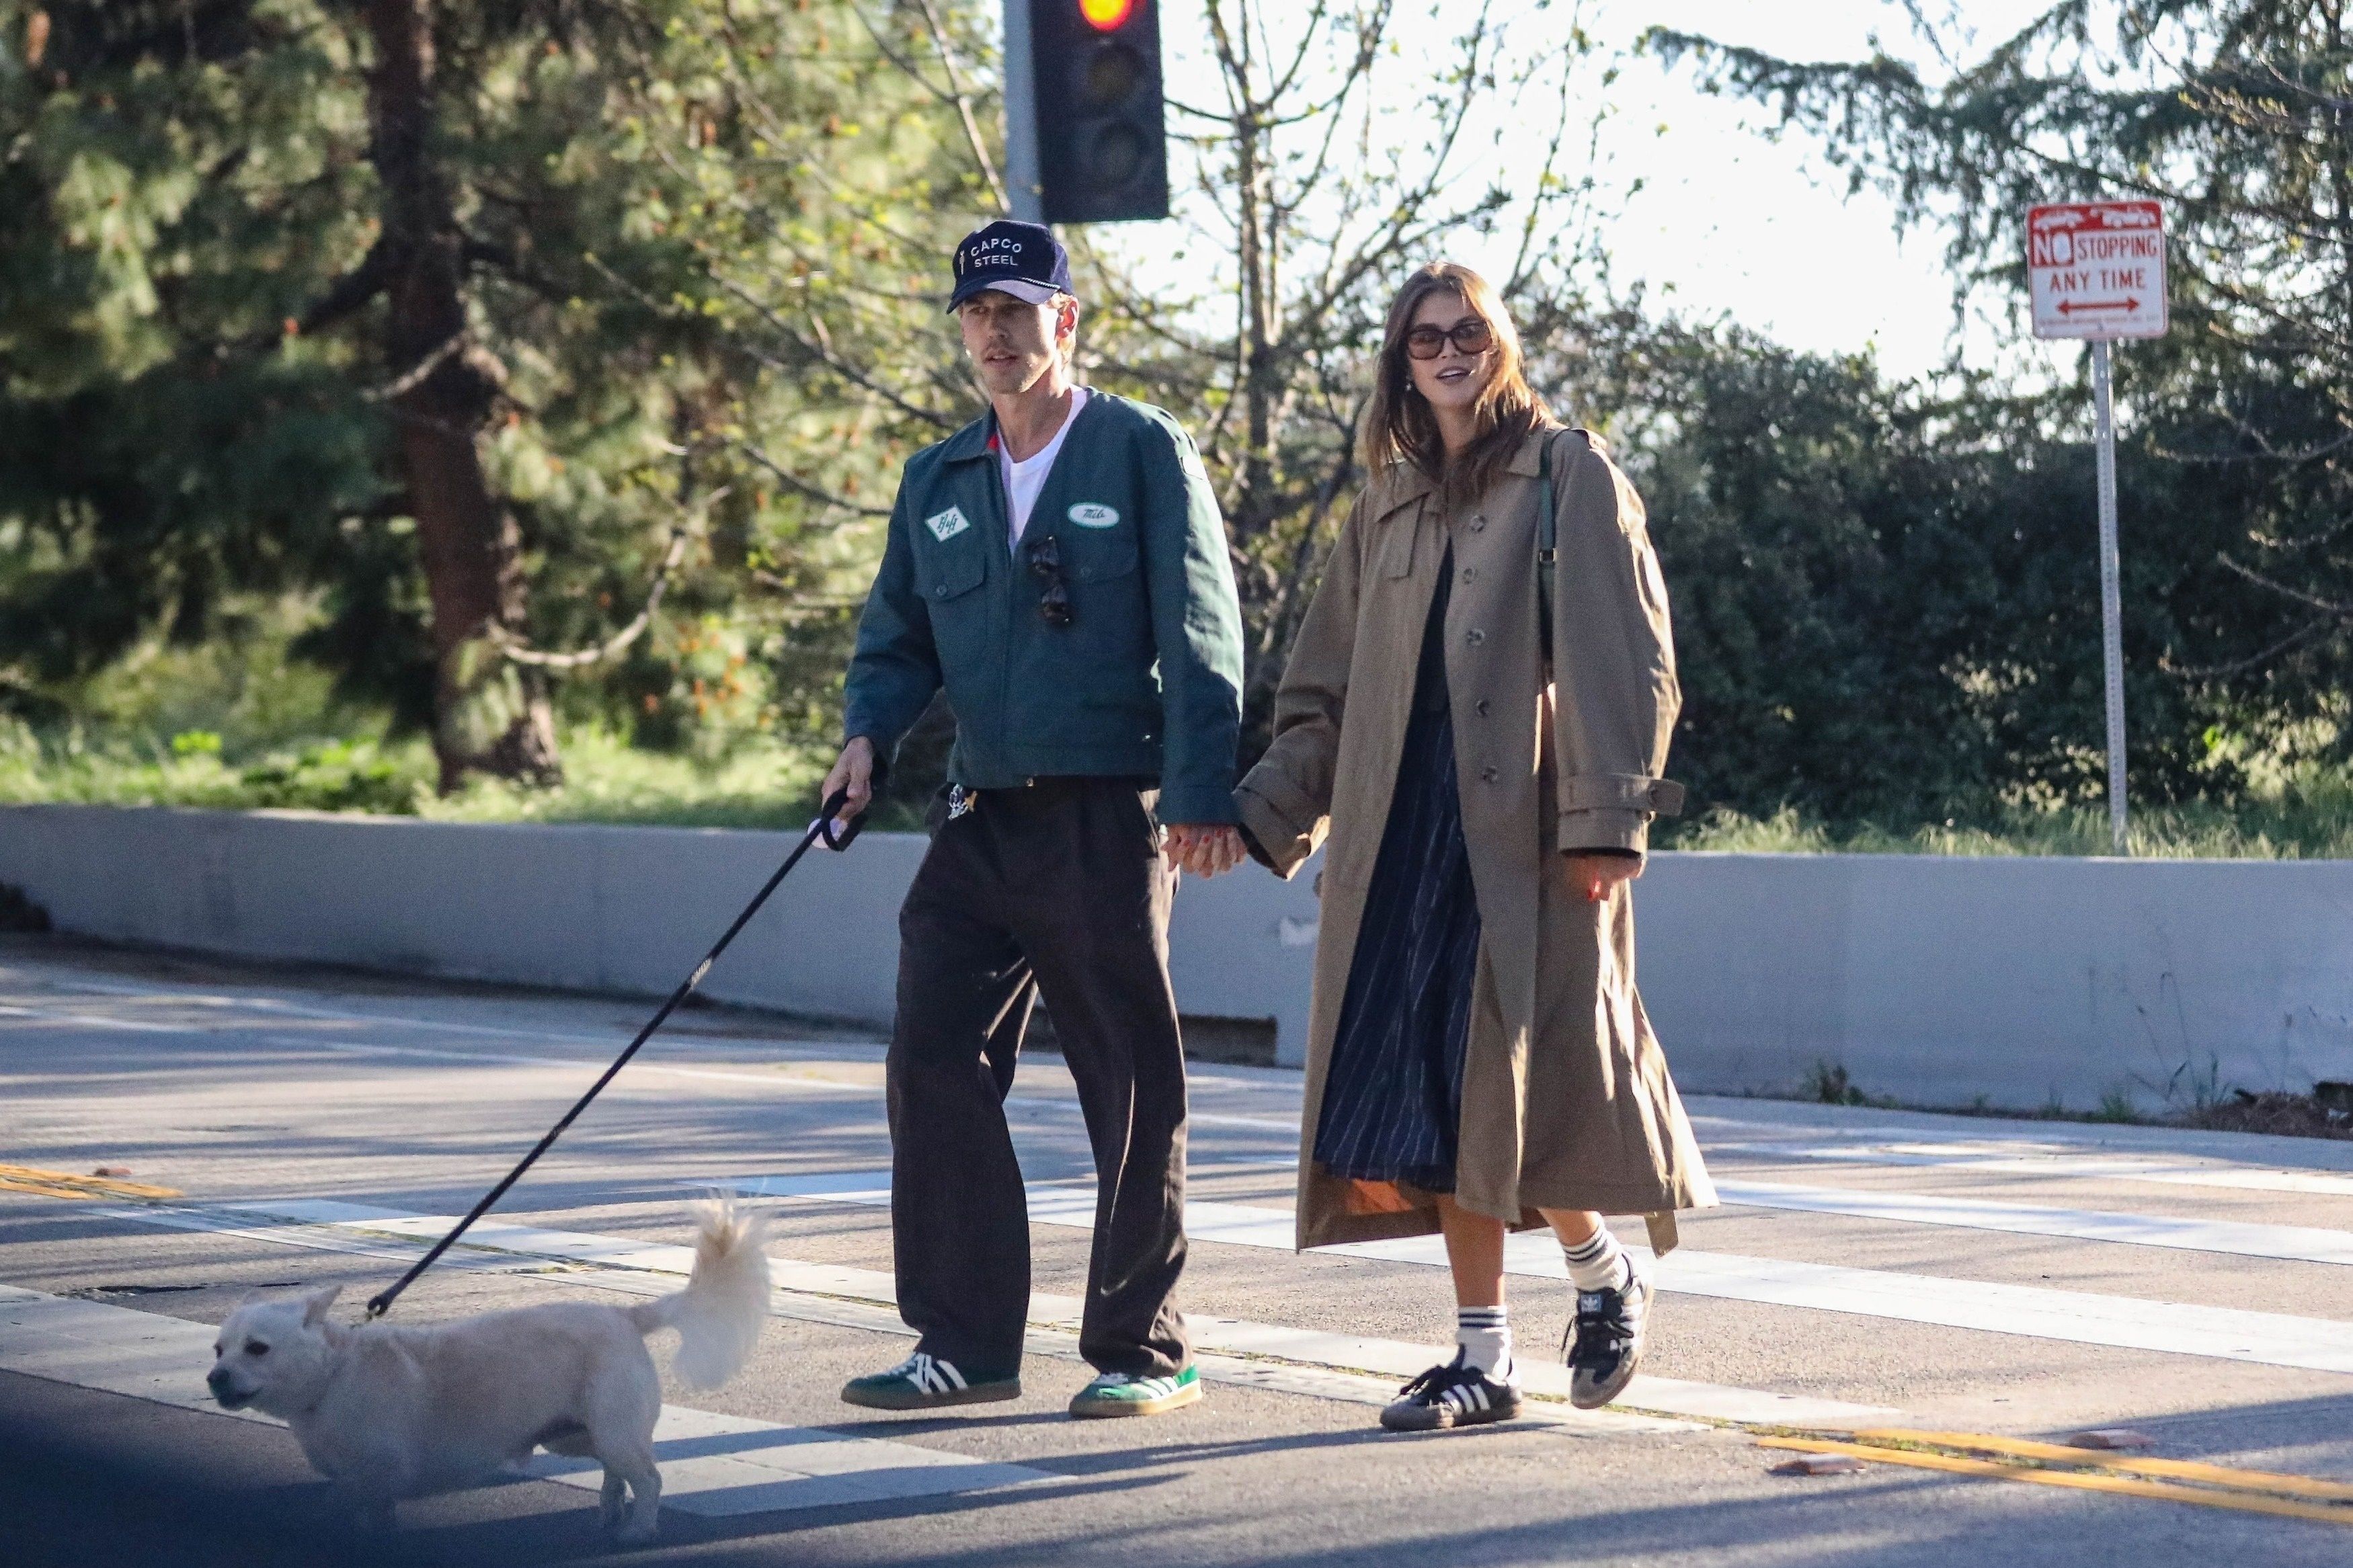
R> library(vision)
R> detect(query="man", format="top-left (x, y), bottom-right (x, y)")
top-left (825, 220), bottom-right (1248, 1419)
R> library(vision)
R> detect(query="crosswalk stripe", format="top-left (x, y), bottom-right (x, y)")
top-left (735, 1171), bottom-right (2353, 1377)
top-left (1711, 1178), bottom-right (2353, 1266)
top-left (0, 1284), bottom-right (1049, 1517)
top-left (1710, 1140), bottom-right (2353, 1199)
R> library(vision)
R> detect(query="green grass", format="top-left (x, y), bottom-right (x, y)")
top-left (0, 723), bottom-right (891, 831)
top-left (1659, 779), bottom-right (2353, 860)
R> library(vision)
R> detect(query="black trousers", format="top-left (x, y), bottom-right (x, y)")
top-left (887, 778), bottom-right (1191, 1378)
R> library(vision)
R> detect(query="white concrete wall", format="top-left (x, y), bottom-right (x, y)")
top-left (3, 804), bottom-right (2347, 1112)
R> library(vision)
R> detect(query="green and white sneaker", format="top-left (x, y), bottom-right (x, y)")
top-left (1068, 1364), bottom-right (1203, 1418)
top-left (840, 1352), bottom-right (1020, 1411)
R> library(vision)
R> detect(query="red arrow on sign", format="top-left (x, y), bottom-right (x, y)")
top-left (2058, 296), bottom-right (2141, 315)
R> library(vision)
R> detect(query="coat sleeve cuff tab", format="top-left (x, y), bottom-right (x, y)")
top-left (1559, 772), bottom-right (1685, 817)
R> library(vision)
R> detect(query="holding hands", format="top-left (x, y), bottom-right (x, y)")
top-left (1164, 823), bottom-right (1248, 878)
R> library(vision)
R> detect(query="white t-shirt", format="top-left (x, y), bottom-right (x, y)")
top-left (999, 386), bottom-right (1088, 547)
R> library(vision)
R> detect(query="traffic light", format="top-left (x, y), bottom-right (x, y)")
top-left (1002, 0), bottom-right (1170, 224)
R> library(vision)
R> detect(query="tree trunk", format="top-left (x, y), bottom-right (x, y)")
top-left (363, 0), bottom-right (559, 792)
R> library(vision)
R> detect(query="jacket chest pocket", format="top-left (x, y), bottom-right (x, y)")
top-left (1062, 519), bottom-right (1139, 583)
top-left (1068, 533), bottom-right (1139, 583)
top-left (914, 534), bottom-right (986, 608)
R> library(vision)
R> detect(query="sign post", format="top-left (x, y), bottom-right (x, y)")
top-left (2027, 200), bottom-right (2168, 855)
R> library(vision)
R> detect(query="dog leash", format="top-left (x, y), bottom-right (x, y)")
top-left (364, 790), bottom-right (868, 1319)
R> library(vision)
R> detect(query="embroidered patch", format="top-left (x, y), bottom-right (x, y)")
top-left (924, 506), bottom-right (971, 542)
top-left (1068, 503), bottom-right (1120, 528)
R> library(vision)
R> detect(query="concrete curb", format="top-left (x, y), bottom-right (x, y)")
top-left (4, 804), bottom-right (2348, 1108)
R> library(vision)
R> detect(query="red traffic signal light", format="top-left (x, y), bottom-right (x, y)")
top-left (1079, 0), bottom-right (1138, 29)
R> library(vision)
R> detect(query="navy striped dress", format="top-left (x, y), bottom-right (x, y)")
top-left (1312, 544), bottom-right (1482, 1193)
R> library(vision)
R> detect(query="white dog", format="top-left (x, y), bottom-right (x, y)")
top-left (206, 1200), bottom-right (772, 1542)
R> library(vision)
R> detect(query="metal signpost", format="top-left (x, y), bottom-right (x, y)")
top-left (2026, 200), bottom-right (2169, 855)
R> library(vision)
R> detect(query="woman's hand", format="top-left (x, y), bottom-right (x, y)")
top-left (1166, 824), bottom-right (1248, 878)
top-left (1564, 852), bottom-right (1643, 903)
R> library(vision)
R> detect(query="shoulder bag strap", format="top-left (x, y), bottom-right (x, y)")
top-left (1536, 429), bottom-right (1564, 675)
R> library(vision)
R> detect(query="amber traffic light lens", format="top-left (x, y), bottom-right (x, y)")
top-left (1080, 0), bottom-right (1138, 30)
top-left (1082, 43), bottom-right (1144, 106)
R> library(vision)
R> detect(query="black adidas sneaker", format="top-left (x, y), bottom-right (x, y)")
top-left (1564, 1260), bottom-right (1651, 1409)
top-left (1380, 1350), bottom-right (1523, 1432)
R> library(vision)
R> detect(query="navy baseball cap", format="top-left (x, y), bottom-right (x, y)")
top-left (947, 220), bottom-right (1073, 311)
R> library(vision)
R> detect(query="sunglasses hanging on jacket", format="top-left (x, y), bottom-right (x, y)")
top-left (1026, 533), bottom-right (1074, 626)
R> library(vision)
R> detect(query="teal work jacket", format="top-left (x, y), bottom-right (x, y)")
top-left (842, 392), bottom-right (1246, 825)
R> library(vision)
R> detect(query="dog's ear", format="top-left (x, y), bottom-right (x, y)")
top-left (301, 1284), bottom-right (343, 1327)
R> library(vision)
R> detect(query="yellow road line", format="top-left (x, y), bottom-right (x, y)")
top-left (0, 1164), bottom-right (182, 1200)
top-left (1854, 1427), bottom-right (2353, 1504)
top-left (1761, 1438), bottom-right (2353, 1528)
top-left (0, 1178), bottom-right (101, 1200)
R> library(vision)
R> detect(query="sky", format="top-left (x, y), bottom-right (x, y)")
top-left (1586, 0), bottom-right (2056, 380)
top-left (1144, 0), bottom-right (2067, 382)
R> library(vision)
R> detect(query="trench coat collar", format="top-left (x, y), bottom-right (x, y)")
top-left (1369, 427), bottom-right (1560, 517)
top-left (1363, 460), bottom-right (1435, 523)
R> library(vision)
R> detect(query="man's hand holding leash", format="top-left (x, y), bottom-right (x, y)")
top-left (823, 736), bottom-right (877, 837)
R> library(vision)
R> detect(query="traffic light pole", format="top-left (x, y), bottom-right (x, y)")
top-left (1000, 0), bottom-right (1045, 222)
top-left (2091, 338), bottom-right (2128, 856)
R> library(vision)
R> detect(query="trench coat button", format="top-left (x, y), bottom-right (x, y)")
top-left (1466, 627), bottom-right (1485, 646)
top-left (1474, 698), bottom-right (1491, 716)
top-left (1470, 517), bottom-right (1487, 532)
top-left (1480, 765), bottom-right (1499, 784)
top-left (933, 585), bottom-right (949, 599)
top-left (1462, 567), bottom-right (1478, 581)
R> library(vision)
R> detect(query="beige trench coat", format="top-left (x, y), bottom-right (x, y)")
top-left (1236, 427), bottom-right (1717, 1253)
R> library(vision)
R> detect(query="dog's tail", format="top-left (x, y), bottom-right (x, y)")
top-left (629, 1196), bottom-right (773, 1390)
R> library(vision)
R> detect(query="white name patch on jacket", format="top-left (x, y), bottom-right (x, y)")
top-left (925, 506), bottom-right (972, 542)
top-left (1068, 503), bottom-right (1119, 528)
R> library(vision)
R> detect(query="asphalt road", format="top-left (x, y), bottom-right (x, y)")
top-left (4, 932), bottom-right (2352, 1566)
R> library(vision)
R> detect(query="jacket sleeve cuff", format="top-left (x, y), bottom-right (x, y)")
top-left (1158, 782), bottom-right (1241, 827)
top-left (1235, 783), bottom-right (1316, 879)
top-left (842, 732), bottom-right (892, 792)
top-left (1558, 807), bottom-right (1652, 856)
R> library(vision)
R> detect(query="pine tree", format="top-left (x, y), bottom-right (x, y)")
top-left (0, 1), bottom-right (988, 787)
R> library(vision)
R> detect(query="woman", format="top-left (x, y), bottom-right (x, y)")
top-left (1235, 262), bottom-right (1715, 1432)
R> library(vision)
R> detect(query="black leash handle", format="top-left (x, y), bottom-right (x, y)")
top-left (364, 790), bottom-right (868, 1319)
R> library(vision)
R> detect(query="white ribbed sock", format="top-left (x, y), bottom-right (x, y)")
top-left (1561, 1226), bottom-right (1630, 1292)
top-left (1456, 1304), bottom-right (1514, 1382)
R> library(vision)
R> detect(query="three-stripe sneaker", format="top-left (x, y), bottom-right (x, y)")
top-left (1564, 1257), bottom-right (1651, 1409)
top-left (1380, 1350), bottom-right (1522, 1432)
top-left (1068, 1364), bottom-right (1203, 1418)
top-left (840, 1352), bottom-right (1019, 1411)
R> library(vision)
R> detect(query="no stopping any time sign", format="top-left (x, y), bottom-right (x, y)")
top-left (2028, 201), bottom-right (2168, 340)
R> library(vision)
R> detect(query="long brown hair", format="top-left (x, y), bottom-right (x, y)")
top-left (1360, 262), bottom-right (1554, 514)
